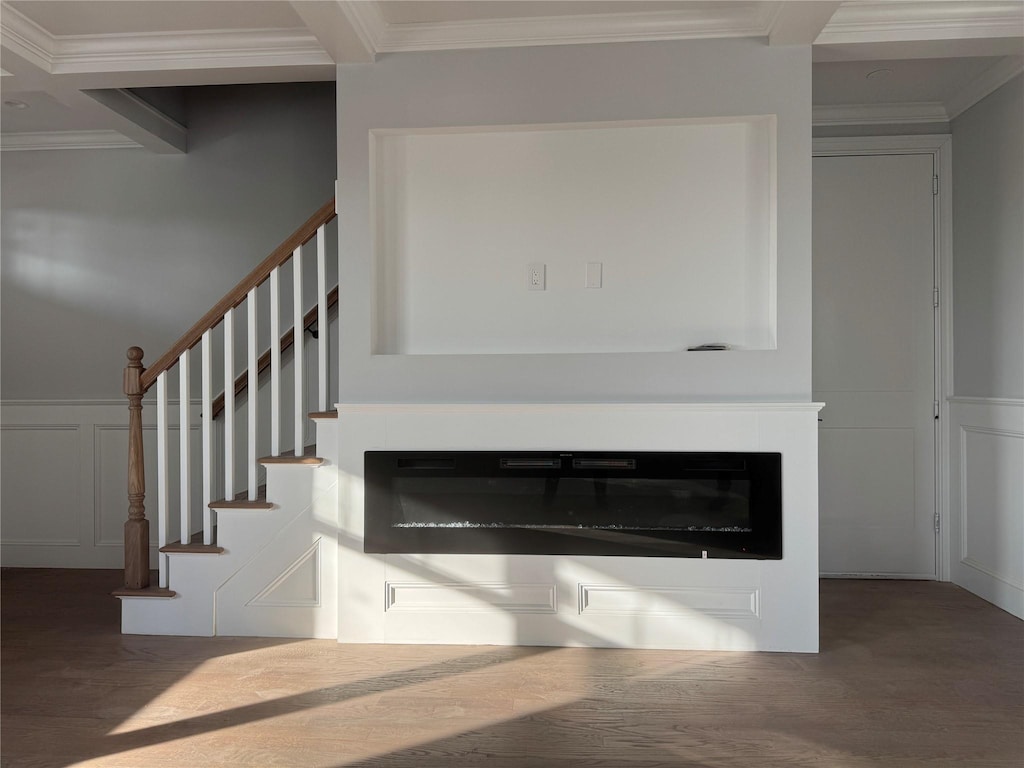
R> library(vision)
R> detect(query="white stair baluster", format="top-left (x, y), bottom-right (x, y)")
top-left (201, 330), bottom-right (213, 546)
top-left (293, 246), bottom-right (305, 455)
top-left (156, 371), bottom-right (169, 588)
top-left (223, 308), bottom-right (235, 502)
top-left (247, 287), bottom-right (258, 499)
top-left (178, 350), bottom-right (191, 547)
top-left (270, 267), bottom-right (281, 457)
top-left (317, 224), bottom-right (328, 412)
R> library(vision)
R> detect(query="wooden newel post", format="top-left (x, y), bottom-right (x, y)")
top-left (123, 346), bottom-right (149, 590)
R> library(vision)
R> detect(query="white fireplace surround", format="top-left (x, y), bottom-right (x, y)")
top-left (336, 402), bottom-right (822, 653)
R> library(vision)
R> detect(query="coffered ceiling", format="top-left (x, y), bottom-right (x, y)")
top-left (1, 1), bottom-right (1022, 151)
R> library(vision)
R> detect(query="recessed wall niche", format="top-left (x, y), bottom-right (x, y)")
top-left (371, 117), bottom-right (777, 355)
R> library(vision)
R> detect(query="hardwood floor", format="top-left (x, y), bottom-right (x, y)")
top-left (2, 569), bottom-right (1021, 768)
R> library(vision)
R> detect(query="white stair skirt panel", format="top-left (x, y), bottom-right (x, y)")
top-left (335, 403), bottom-right (822, 653)
top-left (215, 469), bottom-right (337, 638)
top-left (119, 416), bottom-right (338, 638)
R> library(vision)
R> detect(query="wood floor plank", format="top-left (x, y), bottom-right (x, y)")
top-left (2, 569), bottom-right (1021, 768)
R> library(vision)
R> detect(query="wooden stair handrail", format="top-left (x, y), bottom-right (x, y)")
top-left (210, 285), bottom-right (338, 419)
top-left (139, 197), bottom-right (336, 393)
top-left (118, 196), bottom-right (336, 595)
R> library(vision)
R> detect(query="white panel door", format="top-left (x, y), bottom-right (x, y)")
top-left (813, 153), bottom-right (937, 578)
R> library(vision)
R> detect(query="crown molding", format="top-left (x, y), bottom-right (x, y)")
top-left (818, 1), bottom-right (1024, 45)
top-left (0, 130), bottom-right (140, 151)
top-left (0, 1), bottom-right (332, 75)
top-left (336, 0), bottom-right (386, 56)
top-left (0, 2), bottom-right (53, 70)
top-left (812, 101), bottom-right (949, 126)
top-left (945, 54), bottom-right (1024, 119)
top-left (343, 1), bottom-right (780, 54)
top-left (49, 28), bottom-right (332, 74)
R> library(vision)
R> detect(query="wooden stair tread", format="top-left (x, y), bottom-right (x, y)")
top-left (160, 529), bottom-right (224, 554)
top-left (260, 446), bottom-right (324, 465)
top-left (160, 542), bottom-right (225, 554)
top-left (210, 486), bottom-right (273, 509)
top-left (112, 586), bottom-right (176, 598)
top-left (309, 409), bottom-right (338, 419)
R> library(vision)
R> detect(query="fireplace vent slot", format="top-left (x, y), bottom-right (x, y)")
top-left (398, 458), bottom-right (457, 470)
top-left (573, 458), bottom-right (637, 470)
top-left (500, 458), bottom-right (562, 469)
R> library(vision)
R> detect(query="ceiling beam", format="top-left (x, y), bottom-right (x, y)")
top-left (289, 0), bottom-right (375, 63)
top-left (78, 88), bottom-right (187, 154)
top-left (817, 0), bottom-right (1024, 45)
top-left (769, 2), bottom-right (843, 46)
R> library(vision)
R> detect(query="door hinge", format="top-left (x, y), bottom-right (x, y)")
top-left (934, 400), bottom-right (940, 419)
top-left (933, 287), bottom-right (939, 308)
top-left (934, 513), bottom-right (941, 533)
top-left (932, 175), bottom-right (939, 195)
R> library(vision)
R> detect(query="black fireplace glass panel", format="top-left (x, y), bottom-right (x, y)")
top-left (364, 451), bottom-right (782, 559)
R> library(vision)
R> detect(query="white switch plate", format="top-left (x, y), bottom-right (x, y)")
top-left (528, 263), bottom-right (546, 291)
top-left (585, 262), bottom-right (602, 289)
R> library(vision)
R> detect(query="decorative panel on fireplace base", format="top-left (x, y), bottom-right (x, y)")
top-left (335, 403), bottom-right (822, 653)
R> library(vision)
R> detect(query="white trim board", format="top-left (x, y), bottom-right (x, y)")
top-left (812, 102), bottom-right (949, 127)
top-left (948, 396), bottom-right (1024, 407)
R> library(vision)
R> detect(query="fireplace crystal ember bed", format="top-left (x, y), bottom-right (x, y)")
top-left (364, 451), bottom-right (782, 558)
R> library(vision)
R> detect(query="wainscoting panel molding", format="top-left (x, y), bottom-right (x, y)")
top-left (578, 584), bottom-right (760, 620)
top-left (93, 422), bottom-right (203, 548)
top-left (948, 397), bottom-right (1024, 618)
top-left (1, 401), bottom-right (199, 568)
top-left (385, 582), bottom-right (558, 614)
top-left (0, 424), bottom-right (81, 548)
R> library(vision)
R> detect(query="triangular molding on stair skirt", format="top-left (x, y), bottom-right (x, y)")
top-left (246, 537), bottom-right (322, 608)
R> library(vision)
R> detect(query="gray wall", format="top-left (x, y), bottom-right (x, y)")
top-left (951, 74), bottom-right (1024, 399)
top-left (1, 82), bottom-right (336, 400)
top-left (336, 39), bottom-right (813, 403)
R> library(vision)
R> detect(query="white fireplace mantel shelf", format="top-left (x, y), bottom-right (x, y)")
top-left (336, 402), bottom-right (825, 415)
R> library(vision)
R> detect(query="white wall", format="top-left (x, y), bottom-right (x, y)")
top-left (951, 74), bottom-right (1024, 400)
top-left (948, 75), bottom-right (1024, 618)
top-left (1, 83), bottom-right (337, 568)
top-left (336, 39), bottom-right (812, 403)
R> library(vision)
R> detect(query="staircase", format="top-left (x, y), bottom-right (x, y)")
top-left (113, 199), bottom-right (340, 638)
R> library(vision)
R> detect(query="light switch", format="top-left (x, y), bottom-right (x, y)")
top-left (585, 262), bottom-right (602, 289)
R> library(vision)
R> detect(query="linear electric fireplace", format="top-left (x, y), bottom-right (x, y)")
top-left (364, 451), bottom-right (782, 559)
